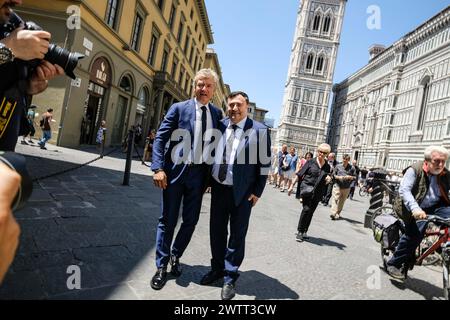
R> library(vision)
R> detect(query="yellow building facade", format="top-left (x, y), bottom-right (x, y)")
top-left (16, 0), bottom-right (226, 147)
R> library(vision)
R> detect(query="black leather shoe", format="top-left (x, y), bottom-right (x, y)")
top-left (200, 270), bottom-right (224, 285)
top-left (170, 255), bottom-right (182, 277)
top-left (221, 283), bottom-right (236, 300)
top-left (296, 232), bottom-right (304, 242)
top-left (151, 267), bottom-right (167, 290)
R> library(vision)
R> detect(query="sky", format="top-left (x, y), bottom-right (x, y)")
top-left (204, 0), bottom-right (450, 126)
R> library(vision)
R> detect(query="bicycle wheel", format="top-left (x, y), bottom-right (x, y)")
top-left (444, 261), bottom-right (449, 300)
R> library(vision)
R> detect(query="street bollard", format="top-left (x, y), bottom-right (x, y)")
top-left (123, 129), bottom-right (135, 186)
top-left (364, 169), bottom-right (388, 228)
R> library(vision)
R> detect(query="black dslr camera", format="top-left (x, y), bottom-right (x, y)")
top-left (0, 152), bottom-right (32, 211)
top-left (2, 12), bottom-right (84, 79)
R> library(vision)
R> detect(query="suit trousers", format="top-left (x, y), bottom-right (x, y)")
top-left (210, 180), bottom-right (253, 284)
top-left (155, 165), bottom-right (207, 268)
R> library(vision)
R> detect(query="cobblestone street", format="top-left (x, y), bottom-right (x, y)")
top-left (0, 142), bottom-right (446, 300)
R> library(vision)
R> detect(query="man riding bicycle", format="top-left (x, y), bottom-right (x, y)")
top-left (386, 146), bottom-right (450, 279)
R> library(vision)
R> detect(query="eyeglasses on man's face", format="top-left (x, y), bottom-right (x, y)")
top-left (429, 159), bottom-right (446, 165)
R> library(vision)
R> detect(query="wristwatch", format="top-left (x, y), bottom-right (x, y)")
top-left (0, 42), bottom-right (15, 65)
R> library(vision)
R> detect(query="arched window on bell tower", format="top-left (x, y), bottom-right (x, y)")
top-left (306, 53), bottom-right (314, 71)
top-left (312, 13), bottom-right (321, 32)
top-left (322, 15), bottom-right (331, 34)
top-left (416, 76), bottom-right (431, 131)
top-left (315, 55), bottom-right (324, 74)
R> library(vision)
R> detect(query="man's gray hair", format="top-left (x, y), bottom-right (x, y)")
top-left (424, 146), bottom-right (449, 160)
top-left (193, 68), bottom-right (219, 87)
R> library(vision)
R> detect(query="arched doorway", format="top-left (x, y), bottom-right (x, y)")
top-left (111, 75), bottom-right (134, 145)
top-left (136, 86), bottom-right (150, 127)
top-left (81, 57), bottom-right (112, 145)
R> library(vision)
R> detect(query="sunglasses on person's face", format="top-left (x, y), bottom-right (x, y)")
top-left (318, 150), bottom-right (329, 156)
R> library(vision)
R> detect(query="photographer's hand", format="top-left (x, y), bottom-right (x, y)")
top-left (0, 163), bottom-right (21, 284)
top-left (27, 60), bottom-right (65, 95)
top-left (0, 27), bottom-right (50, 61)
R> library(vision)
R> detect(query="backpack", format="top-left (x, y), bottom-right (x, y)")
top-left (373, 214), bottom-right (401, 250)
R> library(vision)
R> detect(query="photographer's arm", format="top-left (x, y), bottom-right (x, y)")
top-left (0, 162), bottom-right (21, 284)
top-left (0, 28), bottom-right (50, 61)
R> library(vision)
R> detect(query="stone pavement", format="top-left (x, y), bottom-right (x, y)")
top-left (0, 141), bottom-right (446, 300)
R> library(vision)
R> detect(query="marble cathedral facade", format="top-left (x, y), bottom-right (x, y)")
top-left (328, 6), bottom-right (450, 171)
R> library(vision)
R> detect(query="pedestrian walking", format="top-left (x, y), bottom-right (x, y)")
top-left (295, 144), bottom-right (332, 242)
top-left (330, 154), bottom-right (356, 220)
top-left (37, 108), bottom-right (54, 150)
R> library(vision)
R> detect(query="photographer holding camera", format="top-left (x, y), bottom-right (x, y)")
top-left (0, 160), bottom-right (21, 284)
top-left (0, 0), bottom-right (65, 151)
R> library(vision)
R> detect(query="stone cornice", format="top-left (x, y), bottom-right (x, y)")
top-left (334, 6), bottom-right (449, 92)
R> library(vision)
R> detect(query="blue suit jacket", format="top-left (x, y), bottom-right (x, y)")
top-left (218, 118), bottom-right (271, 206)
top-left (151, 99), bottom-right (223, 184)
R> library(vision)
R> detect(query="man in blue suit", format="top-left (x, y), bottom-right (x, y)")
top-left (150, 69), bottom-right (223, 290)
top-left (200, 91), bottom-right (271, 300)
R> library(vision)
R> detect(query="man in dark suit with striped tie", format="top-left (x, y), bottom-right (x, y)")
top-left (200, 91), bottom-right (271, 300)
top-left (150, 69), bottom-right (223, 290)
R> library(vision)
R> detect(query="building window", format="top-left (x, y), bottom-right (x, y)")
top-left (161, 47), bottom-right (169, 72)
top-left (322, 15), bottom-right (331, 33)
top-left (171, 56), bottom-right (179, 79)
top-left (189, 46), bottom-right (194, 64)
top-left (106, 0), bottom-right (120, 30)
top-left (316, 56), bottom-right (324, 73)
top-left (177, 19), bottom-right (185, 44)
top-left (168, 5), bottom-right (176, 30)
top-left (417, 77), bottom-right (431, 131)
top-left (179, 66), bottom-right (185, 85)
top-left (157, 0), bottom-right (164, 11)
top-left (184, 32), bottom-right (191, 54)
top-left (131, 14), bottom-right (143, 51)
top-left (193, 54), bottom-right (198, 72)
top-left (312, 13), bottom-right (321, 31)
top-left (148, 32), bottom-right (160, 66)
top-left (306, 53), bottom-right (314, 71)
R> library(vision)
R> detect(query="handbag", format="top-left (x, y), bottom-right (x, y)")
top-left (300, 184), bottom-right (314, 198)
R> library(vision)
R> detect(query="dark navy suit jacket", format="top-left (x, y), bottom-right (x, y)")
top-left (217, 118), bottom-right (271, 206)
top-left (151, 99), bottom-right (223, 184)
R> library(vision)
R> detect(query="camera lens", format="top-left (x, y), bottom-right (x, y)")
top-left (0, 152), bottom-right (33, 211)
top-left (45, 44), bottom-right (84, 80)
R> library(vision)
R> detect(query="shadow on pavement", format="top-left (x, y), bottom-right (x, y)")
top-left (338, 217), bottom-right (364, 225)
top-left (389, 276), bottom-right (445, 300)
top-left (175, 265), bottom-right (299, 300)
top-left (0, 155), bottom-right (159, 300)
top-left (304, 237), bottom-right (347, 251)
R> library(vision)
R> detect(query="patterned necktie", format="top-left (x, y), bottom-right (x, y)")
top-left (218, 124), bottom-right (238, 183)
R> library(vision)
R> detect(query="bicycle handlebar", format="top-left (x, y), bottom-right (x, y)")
top-left (421, 215), bottom-right (450, 226)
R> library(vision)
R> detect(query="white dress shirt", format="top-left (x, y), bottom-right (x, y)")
top-left (212, 117), bottom-right (248, 185)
